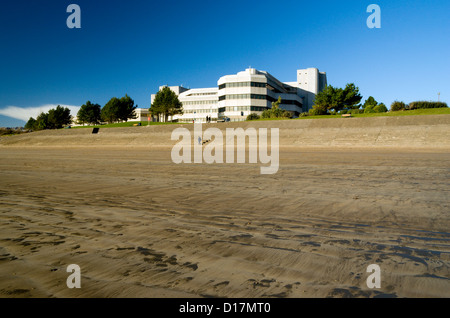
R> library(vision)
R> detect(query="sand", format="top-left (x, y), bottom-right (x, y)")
top-left (0, 115), bottom-right (449, 298)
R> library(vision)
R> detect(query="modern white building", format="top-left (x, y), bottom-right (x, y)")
top-left (149, 67), bottom-right (327, 123)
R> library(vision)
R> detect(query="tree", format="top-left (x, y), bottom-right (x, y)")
top-left (25, 117), bottom-right (37, 130)
top-left (118, 94), bottom-right (137, 122)
top-left (373, 103), bottom-right (388, 113)
top-left (77, 101), bottom-right (101, 125)
top-left (312, 85), bottom-right (336, 114)
top-left (101, 95), bottom-right (137, 124)
top-left (101, 97), bottom-right (121, 123)
top-left (47, 105), bottom-right (72, 129)
top-left (362, 96), bottom-right (388, 113)
top-left (261, 97), bottom-right (292, 119)
top-left (36, 112), bottom-right (50, 130)
top-left (150, 86), bottom-right (183, 122)
top-left (342, 83), bottom-right (363, 110)
top-left (312, 83), bottom-right (362, 114)
top-left (23, 106), bottom-right (71, 131)
top-left (362, 96), bottom-right (378, 109)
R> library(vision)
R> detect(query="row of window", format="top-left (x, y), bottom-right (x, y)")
top-left (184, 109), bottom-right (218, 114)
top-left (218, 106), bottom-right (267, 112)
top-left (218, 82), bottom-right (266, 89)
top-left (187, 92), bottom-right (217, 96)
top-left (218, 94), bottom-right (271, 101)
top-left (181, 100), bottom-right (218, 105)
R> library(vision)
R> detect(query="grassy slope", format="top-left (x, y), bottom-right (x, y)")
top-left (72, 121), bottom-right (179, 129)
top-left (300, 108), bottom-right (450, 119)
top-left (68, 108), bottom-right (450, 128)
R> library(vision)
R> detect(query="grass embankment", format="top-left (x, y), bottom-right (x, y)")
top-left (72, 121), bottom-right (179, 129)
top-left (299, 107), bottom-right (450, 120)
top-left (55, 108), bottom-right (450, 129)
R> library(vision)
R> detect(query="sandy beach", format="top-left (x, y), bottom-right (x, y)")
top-left (0, 116), bottom-right (449, 298)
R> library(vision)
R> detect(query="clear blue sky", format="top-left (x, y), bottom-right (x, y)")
top-left (0, 0), bottom-right (449, 127)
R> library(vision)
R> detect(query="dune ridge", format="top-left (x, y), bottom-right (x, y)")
top-left (1, 115), bottom-right (449, 149)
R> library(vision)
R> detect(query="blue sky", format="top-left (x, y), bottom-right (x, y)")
top-left (0, 0), bottom-right (449, 127)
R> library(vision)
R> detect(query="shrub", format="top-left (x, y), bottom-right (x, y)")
top-left (374, 103), bottom-right (388, 113)
top-left (246, 113), bottom-right (260, 121)
top-left (390, 101), bottom-right (407, 112)
top-left (299, 112), bottom-right (309, 117)
top-left (351, 108), bottom-right (363, 115)
top-left (309, 106), bottom-right (327, 116)
top-left (364, 105), bottom-right (376, 113)
top-left (261, 109), bottom-right (271, 119)
top-left (408, 101), bottom-right (448, 110)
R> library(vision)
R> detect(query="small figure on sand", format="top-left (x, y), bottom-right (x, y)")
top-left (198, 136), bottom-right (202, 145)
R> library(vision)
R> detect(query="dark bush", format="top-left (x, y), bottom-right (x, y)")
top-left (246, 113), bottom-right (260, 121)
top-left (408, 101), bottom-right (448, 110)
top-left (309, 107), bottom-right (327, 116)
top-left (390, 101), bottom-right (407, 112)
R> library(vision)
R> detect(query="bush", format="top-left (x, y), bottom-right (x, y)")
top-left (299, 112), bottom-right (309, 117)
top-left (374, 103), bottom-right (388, 113)
top-left (390, 101), bottom-right (407, 112)
top-left (408, 101), bottom-right (448, 110)
top-left (364, 105), bottom-right (376, 113)
top-left (246, 113), bottom-right (260, 121)
top-left (351, 108), bottom-right (363, 115)
top-left (261, 109), bottom-right (271, 119)
top-left (309, 106), bottom-right (327, 116)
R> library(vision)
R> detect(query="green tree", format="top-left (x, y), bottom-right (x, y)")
top-left (342, 83), bottom-right (362, 110)
top-left (25, 117), bottom-right (37, 130)
top-left (101, 95), bottom-right (137, 124)
top-left (47, 105), bottom-right (72, 129)
top-left (118, 94), bottom-right (137, 122)
top-left (312, 85), bottom-right (335, 114)
top-left (77, 101), bottom-right (101, 125)
top-left (36, 112), bottom-right (50, 130)
top-left (150, 86), bottom-right (183, 122)
top-left (362, 97), bottom-right (387, 113)
top-left (101, 97), bottom-right (121, 123)
top-left (312, 83), bottom-right (362, 113)
top-left (261, 97), bottom-right (292, 119)
top-left (362, 96), bottom-right (378, 109)
top-left (373, 103), bottom-right (388, 113)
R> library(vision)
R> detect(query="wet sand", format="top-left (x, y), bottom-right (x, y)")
top-left (1, 144), bottom-right (449, 298)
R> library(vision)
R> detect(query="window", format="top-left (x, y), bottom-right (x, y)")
top-left (219, 94), bottom-right (270, 100)
top-left (218, 82), bottom-right (266, 89)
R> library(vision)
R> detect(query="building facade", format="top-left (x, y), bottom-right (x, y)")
top-left (149, 67), bottom-right (326, 123)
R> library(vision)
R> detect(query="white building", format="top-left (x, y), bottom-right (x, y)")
top-left (150, 67), bottom-right (327, 123)
top-left (134, 108), bottom-right (151, 121)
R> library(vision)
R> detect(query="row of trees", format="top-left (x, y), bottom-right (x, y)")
top-left (310, 83), bottom-right (449, 115)
top-left (310, 83), bottom-right (390, 115)
top-left (25, 95), bottom-right (137, 130)
top-left (77, 95), bottom-right (137, 125)
top-left (25, 106), bottom-right (72, 130)
top-left (391, 100), bottom-right (448, 111)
